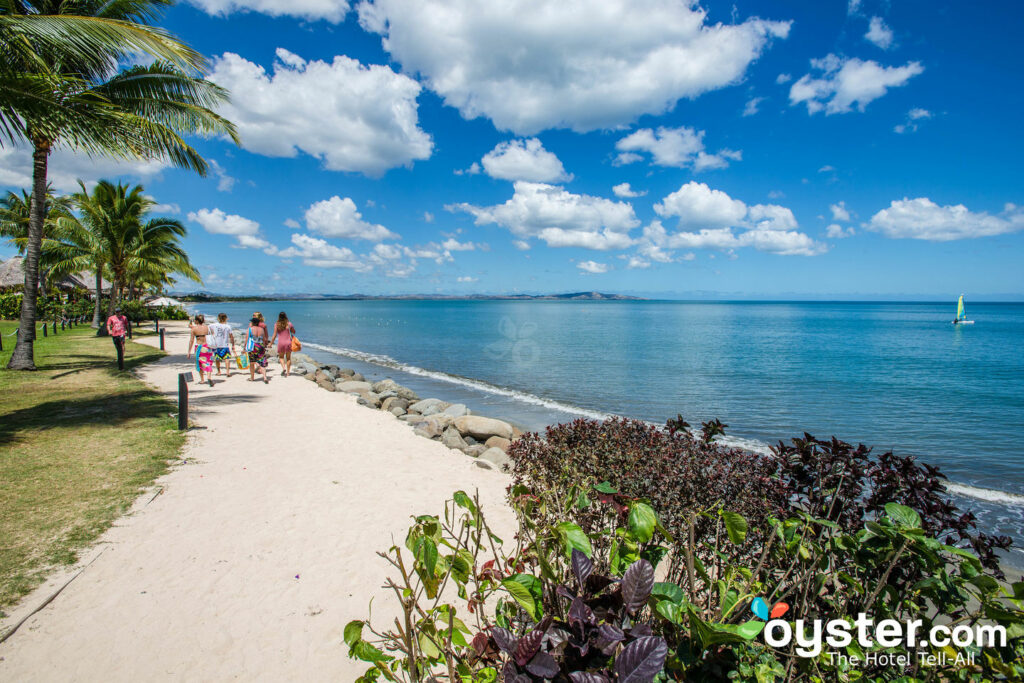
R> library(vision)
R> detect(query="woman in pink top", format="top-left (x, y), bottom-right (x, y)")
top-left (270, 311), bottom-right (297, 377)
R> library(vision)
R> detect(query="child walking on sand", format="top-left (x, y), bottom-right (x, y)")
top-left (270, 312), bottom-right (297, 377)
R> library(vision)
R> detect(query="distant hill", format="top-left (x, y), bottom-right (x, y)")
top-left (178, 291), bottom-right (645, 302)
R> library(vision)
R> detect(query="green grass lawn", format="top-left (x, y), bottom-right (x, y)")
top-left (0, 320), bottom-right (184, 614)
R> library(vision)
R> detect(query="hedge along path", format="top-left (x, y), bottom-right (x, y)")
top-left (0, 321), bottom-right (515, 681)
top-left (0, 321), bottom-right (184, 613)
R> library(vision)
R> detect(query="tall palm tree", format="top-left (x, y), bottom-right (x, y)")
top-left (2, 1), bottom-right (237, 370)
top-left (45, 180), bottom-right (201, 326)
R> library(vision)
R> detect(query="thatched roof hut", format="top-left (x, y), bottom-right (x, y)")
top-left (0, 256), bottom-right (110, 293)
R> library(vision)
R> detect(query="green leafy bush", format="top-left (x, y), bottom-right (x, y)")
top-left (346, 486), bottom-right (1024, 681)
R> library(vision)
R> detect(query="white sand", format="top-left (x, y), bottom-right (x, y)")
top-left (0, 322), bottom-right (515, 681)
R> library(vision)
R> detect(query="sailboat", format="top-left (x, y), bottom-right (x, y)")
top-left (952, 294), bottom-right (974, 325)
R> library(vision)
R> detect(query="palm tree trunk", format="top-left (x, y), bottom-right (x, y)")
top-left (92, 269), bottom-right (103, 328)
top-left (6, 142), bottom-right (50, 370)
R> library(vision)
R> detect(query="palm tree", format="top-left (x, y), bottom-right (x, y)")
top-left (0, 185), bottom-right (72, 300)
top-left (45, 180), bottom-right (201, 326)
top-left (0, 185), bottom-right (73, 253)
top-left (2, 1), bottom-right (237, 370)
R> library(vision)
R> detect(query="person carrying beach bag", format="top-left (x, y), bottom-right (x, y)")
top-left (270, 311), bottom-right (297, 377)
top-left (246, 316), bottom-right (269, 383)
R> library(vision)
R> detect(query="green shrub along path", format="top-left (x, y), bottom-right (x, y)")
top-left (0, 320), bottom-right (184, 613)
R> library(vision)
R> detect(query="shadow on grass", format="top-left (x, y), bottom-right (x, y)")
top-left (0, 390), bottom-right (174, 448)
top-left (40, 346), bottom-right (167, 380)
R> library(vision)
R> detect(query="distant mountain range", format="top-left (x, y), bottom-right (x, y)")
top-left (178, 291), bottom-right (645, 302)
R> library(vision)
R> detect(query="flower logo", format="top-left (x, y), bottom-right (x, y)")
top-left (484, 316), bottom-right (540, 366)
top-left (751, 597), bottom-right (789, 621)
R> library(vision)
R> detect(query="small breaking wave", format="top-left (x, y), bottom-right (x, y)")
top-left (945, 482), bottom-right (1024, 507)
top-left (304, 341), bottom-right (615, 422)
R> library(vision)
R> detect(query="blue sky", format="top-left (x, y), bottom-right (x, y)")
top-left (2, 0), bottom-right (1023, 298)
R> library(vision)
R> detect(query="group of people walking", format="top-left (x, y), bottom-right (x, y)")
top-left (187, 311), bottom-right (297, 385)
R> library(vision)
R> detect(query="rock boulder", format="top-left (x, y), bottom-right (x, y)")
top-left (453, 416), bottom-right (513, 441)
top-left (484, 436), bottom-right (511, 452)
top-left (479, 447), bottom-right (511, 471)
top-left (409, 398), bottom-right (449, 415)
top-left (441, 403), bottom-right (470, 418)
top-left (336, 380), bottom-right (372, 393)
top-left (441, 426), bottom-right (469, 450)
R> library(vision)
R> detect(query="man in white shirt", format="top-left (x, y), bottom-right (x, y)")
top-left (207, 313), bottom-right (236, 377)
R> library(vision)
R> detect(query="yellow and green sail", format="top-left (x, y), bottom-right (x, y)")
top-left (957, 295), bottom-right (966, 321)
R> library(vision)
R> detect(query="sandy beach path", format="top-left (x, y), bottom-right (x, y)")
top-left (0, 322), bottom-right (515, 681)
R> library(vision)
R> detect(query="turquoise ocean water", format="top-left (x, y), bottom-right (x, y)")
top-left (198, 300), bottom-right (1024, 563)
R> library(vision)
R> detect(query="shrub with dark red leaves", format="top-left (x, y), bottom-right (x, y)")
top-left (773, 434), bottom-right (1012, 574)
top-left (508, 416), bottom-right (790, 582)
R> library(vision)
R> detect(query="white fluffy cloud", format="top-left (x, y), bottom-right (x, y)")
top-left (577, 260), bottom-right (609, 274)
top-left (615, 126), bottom-right (741, 170)
top-left (826, 223), bottom-right (855, 238)
top-left (655, 181), bottom-right (747, 227)
top-left (481, 138), bottom-right (571, 183)
top-left (188, 0), bottom-right (350, 21)
top-left (612, 183), bottom-right (646, 198)
top-left (789, 54), bottom-right (923, 114)
top-left (278, 233), bottom-right (371, 270)
top-left (647, 182), bottom-right (825, 256)
top-left (358, 0), bottom-right (790, 134)
top-left (0, 146), bottom-right (167, 193)
top-left (865, 17), bottom-right (894, 49)
top-left (830, 201), bottom-right (851, 221)
top-left (188, 208), bottom-right (277, 253)
top-left (304, 196), bottom-right (399, 242)
top-left (457, 276), bottom-right (478, 283)
top-left (868, 198), bottom-right (1024, 241)
top-left (449, 181), bottom-right (639, 250)
top-left (208, 49), bottom-right (432, 176)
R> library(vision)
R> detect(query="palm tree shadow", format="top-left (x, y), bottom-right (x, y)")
top-left (0, 390), bottom-right (173, 448)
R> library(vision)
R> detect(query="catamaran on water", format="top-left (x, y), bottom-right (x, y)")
top-left (952, 294), bottom-right (974, 325)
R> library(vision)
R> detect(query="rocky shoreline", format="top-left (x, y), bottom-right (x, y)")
top-left (267, 344), bottom-right (522, 472)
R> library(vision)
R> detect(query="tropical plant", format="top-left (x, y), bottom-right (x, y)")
top-left (45, 180), bottom-right (200, 326)
top-left (347, 486), bottom-right (1024, 682)
top-left (1, 0), bottom-right (237, 369)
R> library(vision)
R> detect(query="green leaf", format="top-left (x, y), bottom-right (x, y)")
top-left (575, 488), bottom-right (591, 509)
top-left (594, 481), bottom-right (618, 494)
top-left (627, 502), bottom-right (657, 544)
top-left (344, 620), bottom-right (364, 648)
top-left (415, 537), bottom-right (438, 576)
top-left (884, 503), bottom-right (922, 529)
top-left (651, 582), bottom-right (685, 604)
top-left (555, 521), bottom-right (593, 558)
top-left (352, 641), bottom-right (393, 663)
top-left (501, 574), bottom-right (543, 621)
top-left (419, 629), bottom-right (441, 659)
top-left (655, 599), bottom-right (683, 623)
top-left (721, 511), bottom-right (748, 545)
top-left (453, 491), bottom-right (477, 517)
